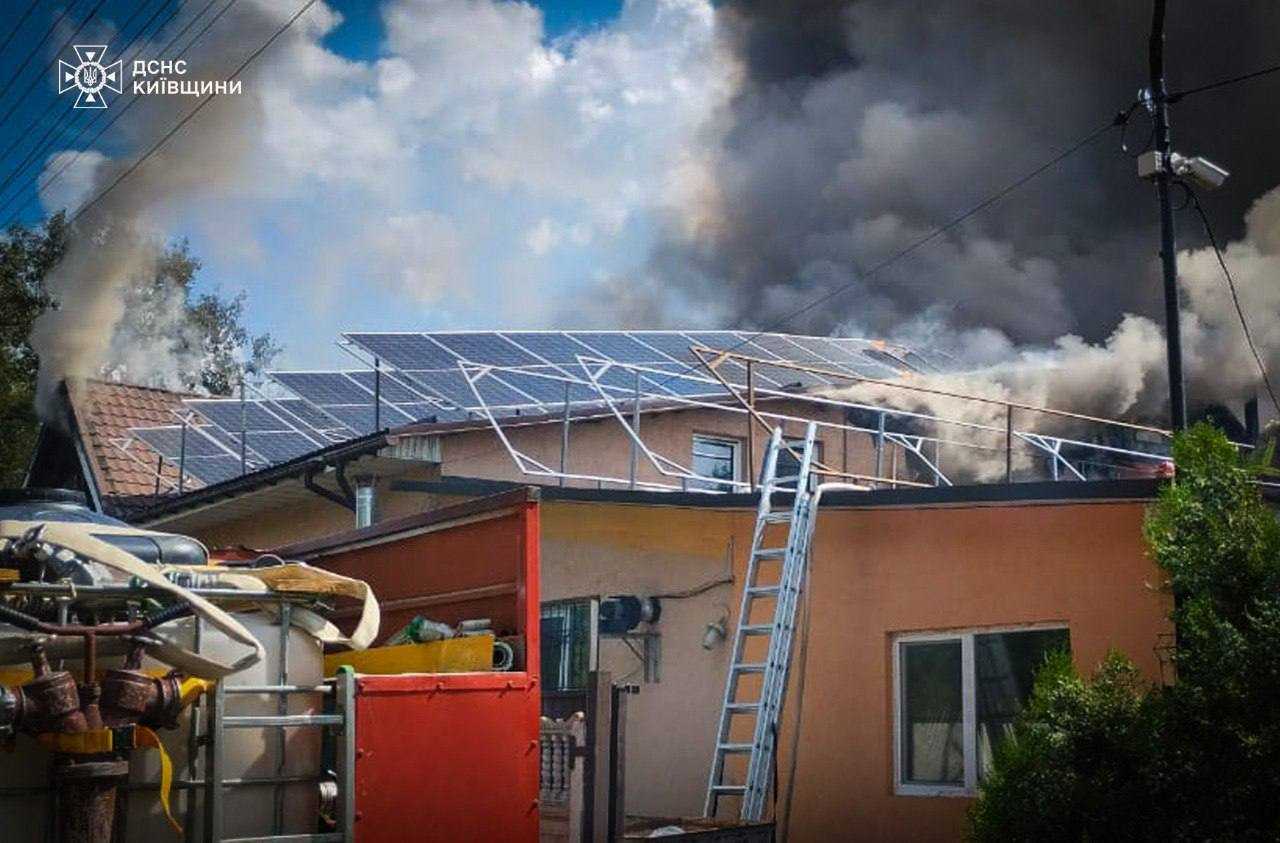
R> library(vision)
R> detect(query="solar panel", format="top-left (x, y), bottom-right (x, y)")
top-left (224, 430), bottom-right (317, 463)
top-left (570, 332), bottom-right (666, 364)
top-left (432, 333), bottom-right (543, 367)
top-left (345, 333), bottom-right (460, 370)
top-left (398, 369), bottom-right (536, 408)
top-left (626, 331), bottom-right (700, 364)
top-left (499, 332), bottom-right (593, 366)
top-left (130, 426), bottom-right (250, 486)
top-left (345, 370), bottom-right (425, 403)
top-left (270, 372), bottom-right (373, 406)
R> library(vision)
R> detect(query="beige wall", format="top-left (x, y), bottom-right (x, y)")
top-left (536, 496), bottom-right (1170, 840)
top-left (439, 400), bottom-right (922, 490)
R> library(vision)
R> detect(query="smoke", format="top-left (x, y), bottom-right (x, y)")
top-left (30, 1), bottom-right (333, 417)
top-left (612, 0), bottom-right (1280, 428)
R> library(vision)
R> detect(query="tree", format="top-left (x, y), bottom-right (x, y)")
top-left (0, 218), bottom-right (282, 486)
top-left (968, 423), bottom-right (1280, 841)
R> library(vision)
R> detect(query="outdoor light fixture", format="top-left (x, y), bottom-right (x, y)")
top-left (702, 613), bottom-right (728, 650)
top-left (1138, 150), bottom-right (1230, 191)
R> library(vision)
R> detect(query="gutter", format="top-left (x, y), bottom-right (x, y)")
top-left (135, 430), bottom-right (390, 523)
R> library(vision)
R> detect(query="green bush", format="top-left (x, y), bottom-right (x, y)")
top-left (968, 423), bottom-right (1280, 841)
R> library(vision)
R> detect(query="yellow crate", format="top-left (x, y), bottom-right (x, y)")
top-left (324, 634), bottom-right (494, 676)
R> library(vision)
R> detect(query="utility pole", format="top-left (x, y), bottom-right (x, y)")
top-left (1148, 0), bottom-right (1187, 431)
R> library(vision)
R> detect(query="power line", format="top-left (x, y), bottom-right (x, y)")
top-left (1185, 187), bottom-right (1280, 419)
top-left (0, 0), bottom-right (234, 229)
top-left (0, 0), bottom-right (78, 108)
top-left (66, 0), bottom-right (320, 228)
top-left (1168, 62), bottom-right (1280, 103)
top-left (0, 0), bottom-right (42, 63)
top-left (0, 0), bottom-right (172, 208)
top-left (644, 117), bottom-right (1116, 394)
top-left (0, 0), bottom-right (112, 131)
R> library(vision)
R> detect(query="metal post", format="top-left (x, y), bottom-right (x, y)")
top-left (373, 357), bottom-right (381, 432)
top-left (629, 371), bottom-right (641, 490)
top-left (875, 411), bottom-right (886, 481)
top-left (746, 361), bottom-right (755, 492)
top-left (560, 381), bottom-right (571, 487)
top-left (178, 419), bottom-right (188, 494)
top-left (239, 379), bottom-right (248, 476)
top-left (1149, 0), bottom-right (1186, 431)
top-left (183, 617), bottom-right (201, 842)
top-left (1005, 405), bottom-right (1014, 484)
top-left (203, 680), bottom-right (225, 842)
top-left (272, 602), bottom-right (291, 834)
top-left (155, 455), bottom-right (164, 495)
top-left (335, 669), bottom-right (356, 842)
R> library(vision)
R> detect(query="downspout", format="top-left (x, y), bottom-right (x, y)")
top-left (303, 462), bottom-right (355, 512)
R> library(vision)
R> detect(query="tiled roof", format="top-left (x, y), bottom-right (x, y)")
top-left (66, 378), bottom-right (195, 507)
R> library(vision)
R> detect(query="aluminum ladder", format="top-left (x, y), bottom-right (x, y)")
top-left (704, 423), bottom-right (819, 821)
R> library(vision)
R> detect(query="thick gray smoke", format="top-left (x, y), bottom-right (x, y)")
top-left (30, 2), bottom-right (313, 417)
top-left (632, 0), bottom-right (1280, 426)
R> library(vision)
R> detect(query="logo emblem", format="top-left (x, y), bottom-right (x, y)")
top-left (57, 45), bottom-right (122, 108)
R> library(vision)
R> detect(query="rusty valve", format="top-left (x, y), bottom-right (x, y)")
top-left (100, 642), bottom-right (183, 729)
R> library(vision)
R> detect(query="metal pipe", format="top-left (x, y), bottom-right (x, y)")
top-left (746, 361), bottom-right (755, 492)
top-left (5, 583), bottom-right (322, 602)
top-left (239, 379), bottom-right (248, 476)
top-left (1005, 405), bottom-right (1014, 484)
top-left (875, 411), bottom-right (886, 481)
top-left (177, 419), bottom-right (187, 494)
top-left (629, 371), bottom-right (641, 489)
top-left (273, 603), bottom-right (291, 833)
top-left (222, 714), bottom-right (343, 728)
top-left (560, 381), bottom-right (570, 487)
top-left (373, 357), bottom-right (382, 432)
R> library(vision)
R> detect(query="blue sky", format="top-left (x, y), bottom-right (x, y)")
top-left (0, 0), bottom-right (692, 371)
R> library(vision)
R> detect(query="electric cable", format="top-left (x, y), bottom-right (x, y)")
top-left (0, 0), bottom-right (41, 64)
top-left (0, 0), bottom-right (78, 109)
top-left (1184, 187), bottom-right (1280, 419)
top-left (0, 0), bottom-right (236, 230)
top-left (0, 0), bottom-right (173, 209)
top-left (0, 0), bottom-right (112, 133)
top-left (1167, 62), bottom-right (1280, 103)
top-left (65, 0), bottom-right (319, 228)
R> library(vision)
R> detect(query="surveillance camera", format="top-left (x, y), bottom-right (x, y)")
top-left (1170, 153), bottom-right (1230, 191)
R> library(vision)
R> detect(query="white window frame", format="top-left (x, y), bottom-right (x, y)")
top-left (892, 622), bottom-right (1068, 797)
top-left (691, 434), bottom-right (741, 490)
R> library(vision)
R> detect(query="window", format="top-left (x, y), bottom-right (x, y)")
top-left (777, 438), bottom-right (824, 489)
top-left (691, 435), bottom-right (741, 491)
top-left (540, 599), bottom-right (598, 691)
top-left (895, 625), bottom-right (1069, 795)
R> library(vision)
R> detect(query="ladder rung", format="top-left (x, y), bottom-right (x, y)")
top-left (734, 663), bottom-right (767, 674)
top-left (718, 743), bottom-right (753, 753)
top-left (712, 784), bottom-right (747, 793)
top-left (747, 585), bottom-right (780, 597)
top-left (763, 512), bottom-right (791, 524)
top-left (773, 474), bottom-right (801, 483)
top-left (753, 548), bottom-right (786, 559)
top-left (726, 702), bottom-right (760, 712)
top-left (739, 624), bottom-right (772, 635)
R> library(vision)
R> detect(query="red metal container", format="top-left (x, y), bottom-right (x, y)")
top-left (275, 489), bottom-right (541, 842)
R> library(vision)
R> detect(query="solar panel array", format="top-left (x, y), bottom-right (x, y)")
top-left (124, 330), bottom-right (920, 488)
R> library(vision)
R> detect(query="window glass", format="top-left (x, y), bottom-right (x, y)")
top-left (692, 436), bottom-right (738, 490)
top-left (540, 600), bottom-right (594, 691)
top-left (900, 640), bottom-right (964, 785)
top-left (975, 628), bottom-right (1069, 777)
top-left (777, 438), bottom-right (824, 489)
